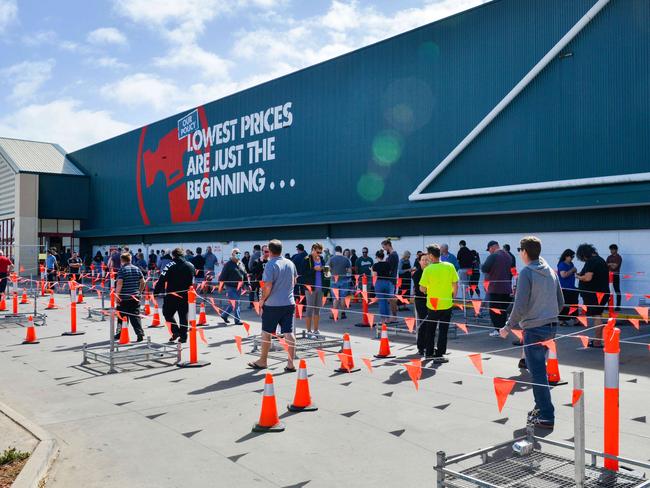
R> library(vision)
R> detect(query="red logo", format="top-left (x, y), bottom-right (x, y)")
top-left (135, 106), bottom-right (210, 225)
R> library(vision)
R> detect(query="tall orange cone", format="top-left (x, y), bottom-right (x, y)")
top-left (12, 291), bottom-right (18, 314)
top-left (0, 293), bottom-right (6, 311)
top-left (45, 289), bottom-right (57, 309)
top-left (604, 326), bottom-right (620, 471)
top-left (22, 316), bottom-right (39, 344)
top-left (20, 288), bottom-right (29, 304)
top-left (288, 359), bottom-right (318, 412)
top-left (197, 302), bottom-right (208, 326)
top-left (62, 281), bottom-right (84, 336)
top-left (252, 373), bottom-right (285, 432)
top-left (374, 324), bottom-right (396, 358)
top-left (149, 297), bottom-right (161, 328)
top-left (334, 333), bottom-right (360, 373)
top-left (177, 287), bottom-right (210, 368)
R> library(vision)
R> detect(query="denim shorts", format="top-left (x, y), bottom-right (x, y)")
top-left (330, 277), bottom-right (349, 298)
top-left (261, 304), bottom-right (295, 334)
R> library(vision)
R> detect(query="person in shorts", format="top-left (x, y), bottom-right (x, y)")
top-left (248, 239), bottom-right (297, 372)
top-left (327, 245), bottom-right (351, 319)
top-left (575, 243), bottom-right (610, 348)
top-left (302, 243), bottom-right (325, 338)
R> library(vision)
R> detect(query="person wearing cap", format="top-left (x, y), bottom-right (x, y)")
top-left (153, 247), bottom-right (195, 343)
top-left (291, 243), bottom-right (308, 300)
top-left (114, 252), bottom-right (146, 342)
top-left (218, 248), bottom-right (247, 325)
top-left (481, 240), bottom-right (513, 336)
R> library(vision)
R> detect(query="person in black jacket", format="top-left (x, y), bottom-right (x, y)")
top-left (218, 248), bottom-right (247, 324)
top-left (301, 243), bottom-right (325, 338)
top-left (248, 245), bottom-right (269, 308)
top-left (153, 248), bottom-right (195, 343)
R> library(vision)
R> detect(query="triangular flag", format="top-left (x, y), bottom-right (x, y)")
top-left (404, 317), bottom-right (416, 333)
top-left (372, 275), bottom-right (378, 287)
top-left (471, 300), bottom-right (481, 316)
top-left (229, 299), bottom-right (236, 309)
top-left (333, 275), bottom-right (339, 283)
top-left (483, 280), bottom-right (490, 292)
top-left (344, 295), bottom-right (351, 309)
top-left (396, 277), bottom-right (402, 289)
top-left (572, 388), bottom-right (583, 406)
top-left (542, 339), bottom-right (556, 354)
top-left (331, 308), bottom-right (339, 321)
top-left (218, 282), bottom-right (224, 293)
top-left (208, 297), bottom-right (220, 314)
top-left (242, 322), bottom-right (250, 336)
top-left (368, 297), bottom-right (378, 305)
top-left (234, 335), bottom-right (242, 354)
top-left (596, 292), bottom-right (605, 304)
top-left (296, 303), bottom-right (304, 319)
top-left (493, 378), bottom-right (515, 412)
top-left (429, 297), bottom-right (438, 309)
top-left (321, 296), bottom-right (328, 307)
top-left (470, 284), bottom-right (477, 293)
top-left (625, 293), bottom-right (633, 301)
top-left (468, 353), bottom-right (483, 374)
top-left (259, 281), bottom-right (265, 289)
top-left (332, 287), bottom-right (340, 300)
top-left (577, 335), bottom-right (589, 348)
top-left (237, 281), bottom-right (243, 290)
top-left (490, 307), bottom-right (502, 315)
top-left (337, 352), bottom-right (350, 371)
top-left (366, 313), bottom-right (375, 328)
top-left (623, 274), bottom-right (632, 279)
top-left (576, 316), bottom-right (588, 327)
top-left (510, 329), bottom-right (523, 342)
top-left (165, 322), bottom-right (172, 335)
top-left (198, 329), bottom-right (208, 344)
top-left (510, 267), bottom-right (518, 277)
top-left (304, 284), bottom-right (312, 294)
top-left (253, 301), bottom-right (261, 315)
top-left (278, 337), bottom-right (289, 353)
top-left (568, 306), bottom-right (577, 316)
top-left (629, 318), bottom-right (640, 330)
top-left (456, 322), bottom-right (468, 334)
top-left (404, 360), bottom-right (421, 391)
top-left (361, 357), bottom-right (373, 373)
top-left (635, 306), bottom-right (649, 322)
top-left (316, 349), bottom-right (326, 365)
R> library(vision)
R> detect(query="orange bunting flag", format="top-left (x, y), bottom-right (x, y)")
top-left (229, 299), bottom-right (236, 309)
top-left (454, 302), bottom-right (464, 311)
top-left (542, 339), bottom-right (556, 354)
top-left (242, 322), bottom-right (251, 336)
top-left (404, 359), bottom-right (422, 391)
top-left (198, 329), bottom-right (208, 345)
top-left (510, 267), bottom-right (517, 277)
top-left (218, 282), bottom-right (224, 293)
top-left (321, 296), bottom-right (328, 307)
top-left (296, 303), bottom-right (304, 319)
top-left (471, 300), bottom-right (481, 316)
top-left (429, 297), bottom-right (438, 309)
top-left (493, 378), bottom-right (515, 412)
top-left (332, 287), bottom-right (340, 300)
top-left (577, 335), bottom-right (589, 348)
top-left (510, 329), bottom-right (523, 342)
top-left (236, 281), bottom-right (243, 291)
top-left (361, 357), bottom-right (373, 373)
top-left (316, 349), bottom-right (326, 365)
top-left (466, 269), bottom-right (473, 276)
top-left (404, 317), bottom-right (416, 333)
top-left (278, 337), bottom-right (289, 353)
top-left (259, 280), bottom-right (265, 289)
top-left (396, 277), bottom-right (402, 289)
top-left (576, 316), bottom-right (588, 327)
top-left (456, 322), bottom-right (468, 334)
top-left (629, 318), bottom-right (640, 330)
top-left (490, 308), bottom-right (502, 315)
top-left (368, 297), bottom-right (378, 306)
top-left (470, 284), bottom-right (477, 293)
top-left (333, 275), bottom-right (339, 283)
top-left (635, 306), bottom-right (649, 322)
top-left (372, 275), bottom-right (378, 287)
top-left (234, 335), bottom-right (242, 354)
top-left (623, 274), bottom-right (632, 279)
top-left (483, 280), bottom-right (490, 292)
top-left (331, 308), bottom-right (339, 322)
top-left (468, 353), bottom-right (483, 374)
top-left (166, 322), bottom-right (172, 335)
top-left (344, 295), bottom-right (351, 309)
top-left (253, 301), bottom-right (261, 315)
top-left (304, 284), bottom-right (312, 293)
top-left (596, 292), bottom-right (605, 304)
top-left (337, 352), bottom-right (350, 371)
top-left (625, 293), bottom-right (633, 301)
top-left (366, 313), bottom-right (375, 328)
top-left (572, 388), bottom-right (583, 406)
top-left (568, 306), bottom-right (577, 315)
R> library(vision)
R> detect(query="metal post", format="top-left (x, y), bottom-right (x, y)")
top-left (108, 307), bottom-right (117, 374)
top-left (573, 371), bottom-right (585, 488)
top-left (101, 287), bottom-right (106, 321)
top-left (436, 451), bottom-right (446, 488)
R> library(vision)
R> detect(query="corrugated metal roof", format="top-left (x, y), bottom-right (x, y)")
top-left (0, 137), bottom-right (84, 176)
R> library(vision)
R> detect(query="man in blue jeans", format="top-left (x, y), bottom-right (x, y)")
top-left (499, 236), bottom-right (564, 429)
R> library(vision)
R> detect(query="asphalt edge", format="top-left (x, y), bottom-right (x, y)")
top-left (0, 400), bottom-right (59, 488)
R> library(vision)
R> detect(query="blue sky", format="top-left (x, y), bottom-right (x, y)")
top-left (0, 0), bottom-right (488, 151)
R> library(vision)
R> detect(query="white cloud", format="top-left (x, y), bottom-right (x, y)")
top-left (0, 0), bottom-right (17, 34)
top-left (87, 27), bottom-right (128, 45)
top-left (94, 56), bottom-right (128, 69)
top-left (22, 30), bottom-right (57, 46)
top-left (1, 59), bottom-right (55, 102)
top-left (100, 73), bottom-right (178, 111)
top-left (0, 99), bottom-right (132, 151)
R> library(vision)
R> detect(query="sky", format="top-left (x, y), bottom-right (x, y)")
top-left (0, 0), bottom-right (490, 151)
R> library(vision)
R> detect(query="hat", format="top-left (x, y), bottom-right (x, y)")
top-left (296, 243), bottom-right (305, 251)
top-left (486, 240), bottom-right (498, 251)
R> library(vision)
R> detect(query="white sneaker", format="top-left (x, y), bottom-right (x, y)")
top-left (489, 329), bottom-right (500, 337)
top-left (313, 331), bottom-right (323, 339)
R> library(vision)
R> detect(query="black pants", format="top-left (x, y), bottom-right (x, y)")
top-left (162, 296), bottom-right (188, 340)
top-left (0, 273), bottom-right (7, 295)
top-left (419, 308), bottom-right (452, 357)
top-left (612, 274), bottom-right (621, 308)
top-left (488, 293), bottom-right (511, 328)
top-left (414, 296), bottom-right (428, 353)
top-left (117, 297), bottom-right (144, 337)
top-left (560, 289), bottom-right (579, 319)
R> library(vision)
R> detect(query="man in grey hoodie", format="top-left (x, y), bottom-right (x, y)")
top-left (499, 236), bottom-right (564, 429)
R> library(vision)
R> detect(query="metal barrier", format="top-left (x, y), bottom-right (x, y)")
top-left (435, 371), bottom-right (650, 488)
top-left (251, 330), bottom-right (343, 356)
top-left (0, 283), bottom-right (46, 326)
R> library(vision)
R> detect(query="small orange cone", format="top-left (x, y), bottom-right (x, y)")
top-left (288, 359), bottom-right (318, 412)
top-left (143, 293), bottom-right (151, 316)
top-left (544, 340), bottom-right (566, 386)
top-left (374, 324), bottom-right (396, 359)
top-left (0, 293), bottom-right (6, 311)
top-left (45, 290), bottom-right (57, 309)
top-left (148, 297), bottom-right (161, 328)
top-left (20, 289), bottom-right (29, 304)
top-left (118, 313), bottom-right (131, 344)
top-left (22, 316), bottom-right (39, 344)
top-left (334, 333), bottom-right (360, 373)
top-left (197, 303), bottom-right (208, 326)
top-left (76, 286), bottom-right (85, 304)
top-left (252, 373), bottom-right (285, 432)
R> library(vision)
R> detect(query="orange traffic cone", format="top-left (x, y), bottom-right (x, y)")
top-left (546, 344), bottom-right (565, 385)
top-left (143, 293), bottom-right (151, 316)
top-left (197, 303), bottom-right (208, 326)
top-left (374, 323), bottom-right (396, 358)
top-left (252, 373), bottom-right (285, 432)
top-left (117, 313), bottom-right (131, 344)
top-left (20, 289), bottom-right (29, 304)
top-left (22, 316), bottom-right (39, 344)
top-left (45, 290), bottom-right (57, 309)
top-left (12, 292), bottom-right (18, 314)
top-left (149, 299), bottom-right (161, 328)
top-left (77, 286), bottom-right (85, 304)
top-left (288, 359), bottom-right (317, 412)
top-left (335, 333), bottom-right (360, 373)
top-left (0, 293), bottom-right (6, 311)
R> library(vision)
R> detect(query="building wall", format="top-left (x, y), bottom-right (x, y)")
top-left (0, 154), bottom-right (15, 219)
top-left (14, 173), bottom-right (39, 273)
top-left (69, 0), bottom-right (650, 239)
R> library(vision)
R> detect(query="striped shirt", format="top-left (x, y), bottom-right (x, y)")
top-left (117, 264), bottom-right (143, 299)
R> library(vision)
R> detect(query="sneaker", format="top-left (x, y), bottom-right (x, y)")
top-left (432, 356), bottom-right (449, 363)
top-left (518, 358), bottom-right (527, 370)
top-left (313, 331), bottom-right (323, 339)
top-left (489, 330), bottom-right (500, 337)
top-left (114, 332), bottom-right (121, 340)
top-left (527, 408), bottom-right (540, 421)
top-left (221, 315), bottom-right (230, 324)
top-left (167, 335), bottom-right (178, 344)
top-left (136, 335), bottom-right (144, 343)
top-left (528, 417), bottom-right (554, 429)
top-left (178, 337), bottom-right (187, 344)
